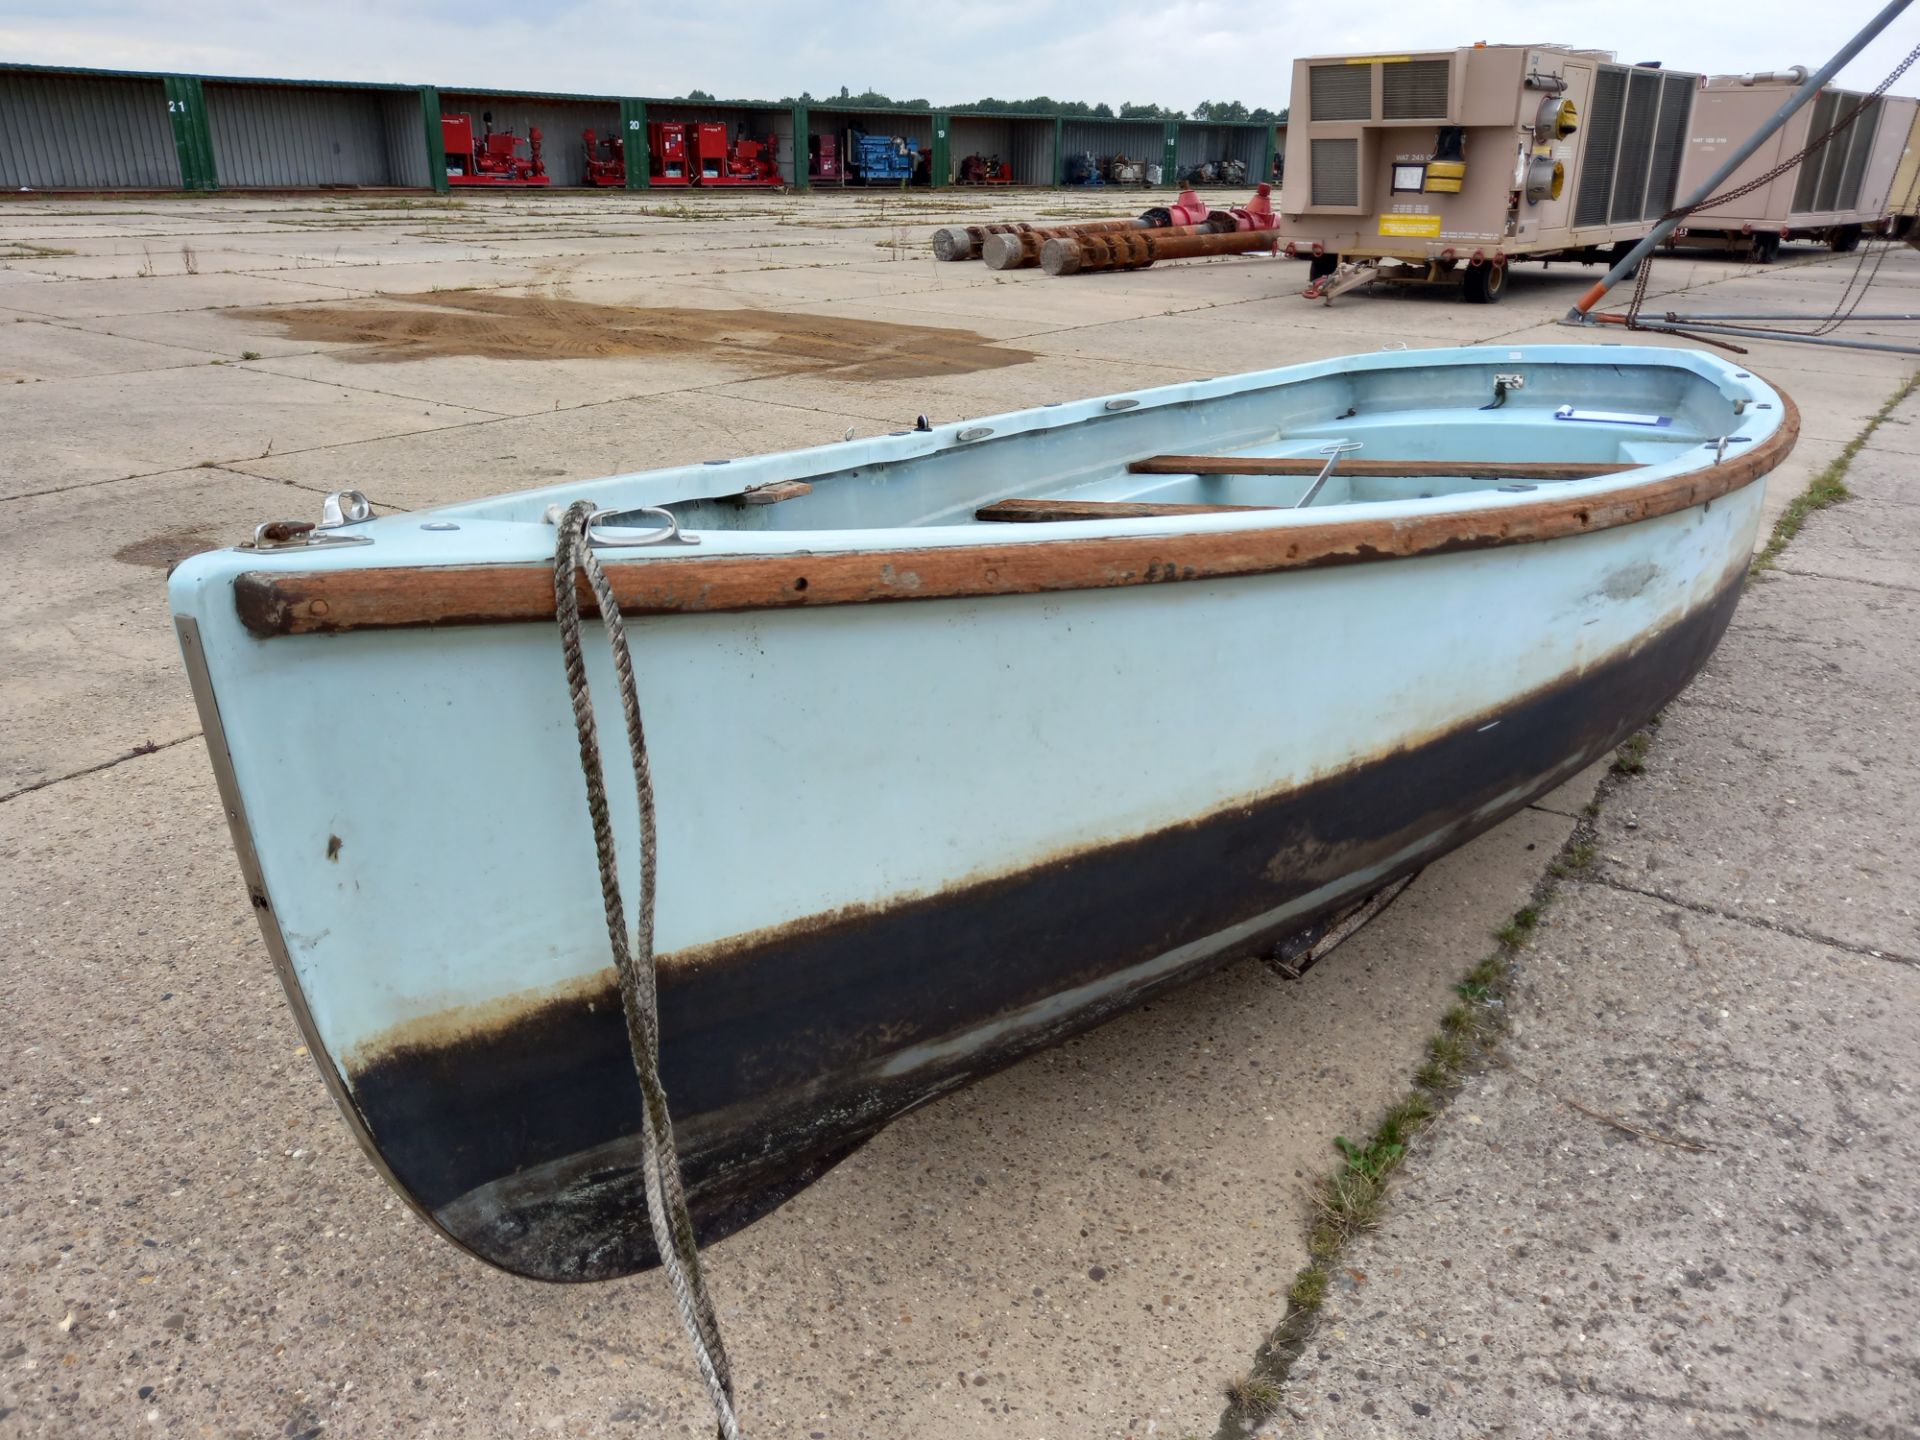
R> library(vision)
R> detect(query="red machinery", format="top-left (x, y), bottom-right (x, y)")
top-left (441, 113), bottom-right (548, 187)
top-left (689, 121), bottom-right (782, 187)
top-left (956, 153), bottom-right (1013, 185)
top-left (722, 135), bottom-right (781, 186)
top-left (690, 122), bottom-right (728, 181)
top-left (809, 134), bottom-right (840, 182)
top-left (649, 121), bottom-right (690, 186)
top-left (582, 128), bottom-right (625, 187)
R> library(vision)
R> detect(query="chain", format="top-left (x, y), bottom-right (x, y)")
top-left (1625, 44), bottom-right (1920, 329)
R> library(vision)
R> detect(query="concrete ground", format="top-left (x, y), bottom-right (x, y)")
top-left (1261, 399), bottom-right (1920, 1440)
top-left (1, 190), bottom-right (1914, 1440)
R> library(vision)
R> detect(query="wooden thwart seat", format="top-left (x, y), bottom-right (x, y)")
top-left (722, 480), bottom-right (813, 506)
top-left (976, 498), bottom-right (1277, 523)
top-left (1128, 455), bottom-right (1641, 479)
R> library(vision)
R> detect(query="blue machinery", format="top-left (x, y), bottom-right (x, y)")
top-left (849, 131), bottom-right (920, 183)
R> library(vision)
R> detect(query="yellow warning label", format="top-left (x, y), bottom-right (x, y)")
top-left (1378, 213), bottom-right (1443, 237)
top-left (1345, 55), bottom-right (1413, 64)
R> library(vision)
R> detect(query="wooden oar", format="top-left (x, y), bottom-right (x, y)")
top-left (977, 498), bottom-right (1275, 523)
top-left (1128, 456), bottom-right (1640, 480)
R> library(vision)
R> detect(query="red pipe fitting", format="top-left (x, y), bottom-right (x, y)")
top-left (1239, 182), bottom-right (1274, 230)
top-left (1164, 189), bottom-right (1210, 227)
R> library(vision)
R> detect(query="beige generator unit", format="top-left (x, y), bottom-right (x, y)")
top-left (1888, 101), bottom-right (1920, 237)
top-left (1279, 45), bottom-right (1700, 302)
top-left (1669, 71), bottom-right (1919, 260)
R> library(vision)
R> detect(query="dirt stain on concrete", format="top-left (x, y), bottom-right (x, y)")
top-left (114, 531), bottom-right (222, 570)
top-left (230, 292), bottom-right (1030, 381)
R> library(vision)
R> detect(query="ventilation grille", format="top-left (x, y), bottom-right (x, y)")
top-left (1310, 65), bottom-right (1372, 122)
top-left (1576, 65), bottom-right (1697, 226)
top-left (1382, 59), bottom-right (1450, 120)
top-left (1608, 68), bottom-right (1661, 223)
top-left (1641, 72), bottom-right (1696, 219)
top-left (1575, 67), bottom-right (1627, 226)
top-left (1792, 91), bottom-right (1841, 212)
top-left (1835, 95), bottom-right (1880, 209)
top-left (1311, 138), bottom-right (1360, 205)
top-left (1816, 96), bottom-right (1860, 210)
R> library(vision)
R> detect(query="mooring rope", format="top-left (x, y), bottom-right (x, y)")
top-left (552, 499), bottom-right (740, 1439)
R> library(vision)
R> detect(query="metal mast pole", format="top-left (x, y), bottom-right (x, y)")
top-left (1562, 0), bottom-right (1916, 324)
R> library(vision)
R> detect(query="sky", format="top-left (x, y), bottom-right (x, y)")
top-left (2, 1), bottom-right (1915, 107)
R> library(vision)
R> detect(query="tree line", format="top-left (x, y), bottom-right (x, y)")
top-left (679, 87), bottom-right (1285, 123)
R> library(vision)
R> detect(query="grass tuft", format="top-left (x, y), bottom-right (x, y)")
top-left (1550, 840), bottom-right (1597, 878)
top-left (1495, 905), bottom-right (1541, 948)
top-left (1380, 1091), bottom-right (1436, 1138)
top-left (1611, 731), bottom-right (1649, 776)
top-left (1427, 1029), bottom-right (1470, 1070)
top-left (1225, 1373), bottom-right (1282, 1414)
top-left (1288, 1265), bottom-right (1329, 1310)
top-left (1751, 370), bottom-right (1918, 577)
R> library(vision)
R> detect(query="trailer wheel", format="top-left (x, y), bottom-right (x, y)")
top-left (1750, 232), bottom-right (1781, 265)
top-left (1308, 253), bottom-right (1338, 280)
top-left (1461, 262), bottom-right (1507, 304)
top-left (1829, 224), bottom-right (1862, 253)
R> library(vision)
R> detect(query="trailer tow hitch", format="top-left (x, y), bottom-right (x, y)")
top-left (1303, 258), bottom-right (1380, 305)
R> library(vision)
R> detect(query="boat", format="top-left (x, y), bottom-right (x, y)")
top-left (168, 344), bottom-right (1796, 1282)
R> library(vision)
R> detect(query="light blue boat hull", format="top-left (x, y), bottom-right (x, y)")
top-left (169, 346), bottom-right (1794, 1279)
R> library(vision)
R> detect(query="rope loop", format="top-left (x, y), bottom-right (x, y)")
top-left (553, 500), bottom-right (741, 1440)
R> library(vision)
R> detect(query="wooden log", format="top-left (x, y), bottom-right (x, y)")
top-left (981, 218), bottom-right (1153, 271)
top-left (1044, 228), bottom-right (1280, 275)
top-left (1128, 456), bottom-right (1644, 480)
top-left (976, 498), bottom-right (1275, 523)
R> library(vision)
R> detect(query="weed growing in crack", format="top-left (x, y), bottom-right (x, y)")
top-left (1495, 905), bottom-right (1541, 949)
top-left (1751, 371), bottom-right (1917, 578)
top-left (1453, 954), bottom-right (1505, 1002)
top-left (1219, 872), bottom-right (1561, 1430)
top-left (1612, 731), bottom-right (1650, 776)
top-left (1225, 1374), bottom-right (1281, 1412)
top-left (1550, 841), bottom-right (1597, 878)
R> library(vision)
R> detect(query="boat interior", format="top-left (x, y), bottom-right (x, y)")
top-left (447, 355), bottom-right (1773, 535)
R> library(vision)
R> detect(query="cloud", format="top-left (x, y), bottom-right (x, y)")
top-left (1, 1), bottom-right (1913, 107)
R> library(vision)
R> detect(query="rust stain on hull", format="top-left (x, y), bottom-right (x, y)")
top-left (337, 573), bottom-right (1749, 1281)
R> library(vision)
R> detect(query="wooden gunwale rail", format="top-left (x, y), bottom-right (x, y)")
top-left (233, 396), bottom-right (1797, 640)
